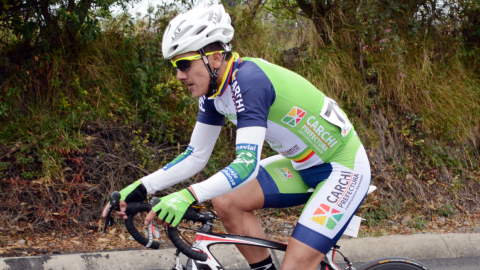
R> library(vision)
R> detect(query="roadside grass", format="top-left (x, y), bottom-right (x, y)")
top-left (0, 4), bottom-right (479, 232)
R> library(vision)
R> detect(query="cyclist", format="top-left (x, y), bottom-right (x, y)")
top-left (103, 4), bottom-right (371, 270)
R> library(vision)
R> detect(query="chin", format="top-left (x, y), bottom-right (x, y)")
top-left (191, 89), bottom-right (208, 98)
top-left (192, 92), bottom-right (202, 98)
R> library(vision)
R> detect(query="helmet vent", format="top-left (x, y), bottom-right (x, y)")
top-left (196, 26), bottom-right (207, 35)
top-left (174, 25), bottom-right (192, 41)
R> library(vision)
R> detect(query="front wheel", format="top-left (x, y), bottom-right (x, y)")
top-left (357, 257), bottom-right (430, 270)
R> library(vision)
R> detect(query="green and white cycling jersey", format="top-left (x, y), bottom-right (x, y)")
top-left (198, 56), bottom-right (354, 168)
top-left (141, 55), bottom-right (357, 203)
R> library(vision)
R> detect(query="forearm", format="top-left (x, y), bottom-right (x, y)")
top-left (191, 126), bottom-right (266, 202)
top-left (140, 153), bottom-right (207, 194)
top-left (141, 122), bottom-right (222, 194)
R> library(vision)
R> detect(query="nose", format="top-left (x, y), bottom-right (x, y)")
top-left (176, 69), bottom-right (188, 80)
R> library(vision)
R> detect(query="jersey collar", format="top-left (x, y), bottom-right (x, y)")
top-left (210, 52), bottom-right (241, 98)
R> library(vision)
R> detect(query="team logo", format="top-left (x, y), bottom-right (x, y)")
top-left (172, 28), bottom-right (181, 40)
top-left (311, 204), bottom-right (344, 230)
top-left (198, 96), bottom-right (206, 112)
top-left (281, 107), bottom-right (306, 127)
top-left (222, 144), bottom-right (258, 188)
top-left (275, 168), bottom-right (293, 181)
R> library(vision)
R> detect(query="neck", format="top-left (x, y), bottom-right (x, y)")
top-left (216, 59), bottom-right (230, 86)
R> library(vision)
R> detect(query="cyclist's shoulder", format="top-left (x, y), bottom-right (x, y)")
top-left (233, 58), bottom-right (269, 80)
top-left (236, 57), bottom-right (312, 87)
top-left (230, 58), bottom-right (274, 91)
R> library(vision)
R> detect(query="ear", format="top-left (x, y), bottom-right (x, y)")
top-left (210, 51), bottom-right (224, 69)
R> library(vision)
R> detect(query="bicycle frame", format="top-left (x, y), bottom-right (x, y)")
top-left (104, 185), bottom-right (430, 270)
top-left (172, 230), bottom-right (345, 270)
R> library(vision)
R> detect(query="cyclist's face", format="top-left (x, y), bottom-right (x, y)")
top-left (173, 52), bottom-right (211, 98)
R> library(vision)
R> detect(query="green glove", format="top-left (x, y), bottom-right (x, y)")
top-left (152, 188), bottom-right (196, 227)
top-left (119, 180), bottom-right (147, 203)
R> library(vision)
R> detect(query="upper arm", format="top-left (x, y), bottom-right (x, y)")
top-left (231, 62), bottom-right (276, 129)
top-left (197, 95), bottom-right (225, 126)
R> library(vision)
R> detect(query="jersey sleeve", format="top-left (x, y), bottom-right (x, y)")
top-left (231, 61), bottom-right (276, 129)
top-left (197, 95), bottom-right (225, 126)
top-left (140, 122), bottom-right (222, 194)
top-left (191, 126), bottom-right (266, 202)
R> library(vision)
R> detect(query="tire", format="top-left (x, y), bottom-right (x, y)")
top-left (357, 257), bottom-right (430, 270)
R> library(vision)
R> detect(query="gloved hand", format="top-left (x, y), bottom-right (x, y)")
top-left (149, 188), bottom-right (196, 227)
top-left (119, 180), bottom-right (147, 203)
top-left (102, 180), bottom-right (147, 219)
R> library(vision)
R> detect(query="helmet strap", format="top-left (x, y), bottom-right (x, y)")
top-left (198, 48), bottom-right (227, 97)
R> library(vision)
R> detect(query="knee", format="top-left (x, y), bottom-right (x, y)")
top-left (211, 193), bottom-right (237, 218)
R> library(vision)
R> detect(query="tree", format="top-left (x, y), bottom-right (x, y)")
top-left (0, 0), bottom-right (138, 54)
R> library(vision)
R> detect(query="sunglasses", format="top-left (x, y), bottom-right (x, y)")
top-left (171, 51), bottom-right (224, 72)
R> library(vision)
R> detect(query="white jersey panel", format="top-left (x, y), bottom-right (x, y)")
top-left (297, 144), bottom-right (371, 238)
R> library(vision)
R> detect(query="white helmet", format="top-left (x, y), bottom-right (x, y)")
top-left (162, 4), bottom-right (234, 60)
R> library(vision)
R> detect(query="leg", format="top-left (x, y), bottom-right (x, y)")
top-left (281, 137), bottom-right (371, 270)
top-left (281, 237), bottom-right (324, 270)
top-left (211, 178), bottom-right (269, 264)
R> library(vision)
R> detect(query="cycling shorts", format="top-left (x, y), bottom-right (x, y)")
top-left (257, 134), bottom-right (371, 254)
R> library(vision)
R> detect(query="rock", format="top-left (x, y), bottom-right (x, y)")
top-left (285, 224), bottom-right (293, 229)
top-left (442, 226), bottom-right (449, 230)
top-left (439, 217), bottom-right (446, 222)
top-left (265, 220), bottom-right (270, 226)
top-left (49, 243), bottom-right (56, 247)
top-left (401, 215), bottom-right (412, 226)
top-left (283, 230), bottom-right (288, 235)
top-left (382, 232), bottom-right (388, 236)
top-left (17, 239), bottom-right (26, 245)
top-left (387, 220), bottom-right (395, 226)
top-left (464, 221), bottom-right (471, 226)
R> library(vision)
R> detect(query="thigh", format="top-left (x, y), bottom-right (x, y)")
top-left (292, 135), bottom-right (372, 254)
top-left (213, 177), bottom-right (266, 212)
top-left (257, 155), bottom-right (313, 208)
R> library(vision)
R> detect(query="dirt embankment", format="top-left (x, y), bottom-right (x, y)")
top-left (1, 118), bottom-right (479, 257)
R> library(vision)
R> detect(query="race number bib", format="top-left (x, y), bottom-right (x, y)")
top-left (319, 97), bottom-right (352, 138)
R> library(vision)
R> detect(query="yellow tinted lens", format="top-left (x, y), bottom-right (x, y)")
top-left (170, 51), bottom-right (225, 69)
top-left (171, 54), bottom-right (202, 68)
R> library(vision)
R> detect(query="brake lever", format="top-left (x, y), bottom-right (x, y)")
top-left (101, 191), bottom-right (121, 235)
top-left (145, 197), bottom-right (161, 247)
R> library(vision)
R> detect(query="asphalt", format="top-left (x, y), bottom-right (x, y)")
top-left (1, 233), bottom-right (479, 270)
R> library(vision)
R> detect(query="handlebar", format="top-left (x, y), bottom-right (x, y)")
top-left (103, 193), bottom-right (214, 261)
top-left (124, 201), bottom-right (162, 249)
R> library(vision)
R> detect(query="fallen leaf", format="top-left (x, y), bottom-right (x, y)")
top-left (97, 220), bottom-right (103, 232)
top-left (31, 178), bottom-right (44, 185)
